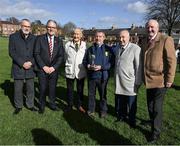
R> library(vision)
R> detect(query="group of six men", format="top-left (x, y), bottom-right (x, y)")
top-left (8, 18), bottom-right (176, 143)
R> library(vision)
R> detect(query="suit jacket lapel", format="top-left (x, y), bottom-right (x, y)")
top-left (148, 33), bottom-right (160, 50)
top-left (43, 34), bottom-right (51, 61)
top-left (51, 36), bottom-right (58, 61)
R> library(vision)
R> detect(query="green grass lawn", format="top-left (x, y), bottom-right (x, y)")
top-left (0, 36), bottom-right (179, 145)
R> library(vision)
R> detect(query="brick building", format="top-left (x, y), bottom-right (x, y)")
top-left (0, 21), bottom-right (63, 36)
top-left (0, 21), bottom-right (20, 36)
top-left (83, 24), bottom-right (180, 48)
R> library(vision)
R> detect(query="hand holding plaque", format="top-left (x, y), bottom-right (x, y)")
top-left (91, 54), bottom-right (95, 65)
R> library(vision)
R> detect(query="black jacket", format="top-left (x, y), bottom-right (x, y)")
top-left (9, 30), bottom-right (36, 79)
top-left (34, 34), bottom-right (64, 72)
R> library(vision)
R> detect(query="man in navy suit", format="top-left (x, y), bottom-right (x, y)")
top-left (9, 19), bottom-right (37, 114)
top-left (34, 20), bottom-right (64, 114)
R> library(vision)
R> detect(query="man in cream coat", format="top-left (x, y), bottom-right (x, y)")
top-left (64, 28), bottom-right (87, 113)
top-left (112, 30), bottom-right (142, 128)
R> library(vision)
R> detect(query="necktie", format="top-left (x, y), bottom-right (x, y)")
top-left (75, 43), bottom-right (79, 51)
top-left (49, 36), bottom-right (53, 59)
top-left (120, 47), bottom-right (125, 56)
top-left (148, 39), bottom-right (154, 48)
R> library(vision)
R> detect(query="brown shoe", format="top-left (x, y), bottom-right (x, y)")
top-left (78, 106), bottom-right (86, 113)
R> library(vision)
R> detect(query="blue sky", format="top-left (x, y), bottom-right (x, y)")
top-left (0, 0), bottom-right (148, 29)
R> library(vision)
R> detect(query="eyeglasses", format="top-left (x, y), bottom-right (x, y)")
top-left (47, 26), bottom-right (57, 29)
top-left (22, 25), bottom-right (31, 28)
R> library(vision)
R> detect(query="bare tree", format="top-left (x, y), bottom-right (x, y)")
top-left (63, 22), bottom-right (76, 37)
top-left (34, 20), bottom-right (42, 25)
top-left (57, 23), bottom-right (62, 30)
top-left (145, 0), bottom-right (180, 36)
top-left (6, 17), bottom-right (19, 24)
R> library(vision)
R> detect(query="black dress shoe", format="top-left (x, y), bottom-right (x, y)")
top-left (64, 106), bottom-right (72, 112)
top-left (13, 108), bottom-right (22, 115)
top-left (140, 120), bottom-right (152, 126)
top-left (148, 133), bottom-right (160, 143)
top-left (115, 117), bottom-right (125, 123)
top-left (38, 108), bottom-right (45, 114)
top-left (129, 123), bottom-right (136, 129)
top-left (28, 107), bottom-right (38, 112)
top-left (50, 106), bottom-right (60, 111)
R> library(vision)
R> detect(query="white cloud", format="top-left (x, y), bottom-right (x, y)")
top-left (97, 16), bottom-right (130, 28)
top-left (92, 0), bottom-right (125, 4)
top-left (0, 0), bottom-right (54, 20)
top-left (98, 16), bottom-right (118, 23)
top-left (127, 1), bottom-right (148, 13)
top-left (89, 11), bottom-right (96, 16)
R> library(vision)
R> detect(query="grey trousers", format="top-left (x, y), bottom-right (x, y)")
top-left (147, 88), bottom-right (167, 135)
top-left (14, 78), bottom-right (34, 108)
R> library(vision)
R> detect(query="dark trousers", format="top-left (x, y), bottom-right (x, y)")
top-left (88, 78), bottom-right (108, 113)
top-left (14, 78), bottom-right (34, 108)
top-left (66, 77), bottom-right (85, 108)
top-left (147, 88), bottom-right (167, 135)
top-left (115, 94), bottom-right (137, 124)
top-left (38, 71), bottom-right (58, 110)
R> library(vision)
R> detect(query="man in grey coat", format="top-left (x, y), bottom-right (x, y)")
top-left (112, 30), bottom-right (142, 128)
top-left (9, 19), bottom-right (37, 114)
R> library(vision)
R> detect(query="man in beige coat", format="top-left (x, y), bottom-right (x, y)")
top-left (143, 19), bottom-right (176, 143)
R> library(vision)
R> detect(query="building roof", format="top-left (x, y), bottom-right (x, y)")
top-left (0, 21), bottom-right (19, 25)
top-left (83, 27), bottom-right (146, 36)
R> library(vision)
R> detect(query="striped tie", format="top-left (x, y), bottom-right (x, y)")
top-left (49, 36), bottom-right (53, 59)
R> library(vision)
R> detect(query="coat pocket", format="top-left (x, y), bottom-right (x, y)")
top-left (65, 63), bottom-right (73, 75)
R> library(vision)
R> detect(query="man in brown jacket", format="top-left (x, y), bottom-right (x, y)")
top-left (143, 19), bottom-right (176, 143)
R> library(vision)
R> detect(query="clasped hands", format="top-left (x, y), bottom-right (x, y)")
top-left (43, 66), bottom-right (55, 74)
top-left (87, 64), bottom-right (101, 71)
top-left (23, 61), bottom-right (32, 70)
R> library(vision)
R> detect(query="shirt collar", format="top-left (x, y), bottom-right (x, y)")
top-left (95, 42), bottom-right (103, 48)
top-left (47, 34), bottom-right (54, 40)
top-left (73, 41), bottom-right (81, 45)
top-left (149, 33), bottom-right (157, 41)
top-left (121, 42), bottom-right (129, 49)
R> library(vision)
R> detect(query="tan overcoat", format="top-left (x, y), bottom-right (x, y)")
top-left (143, 32), bottom-right (176, 88)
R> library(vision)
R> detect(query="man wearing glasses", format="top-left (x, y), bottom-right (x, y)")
top-left (34, 20), bottom-right (64, 114)
top-left (9, 19), bottom-right (37, 114)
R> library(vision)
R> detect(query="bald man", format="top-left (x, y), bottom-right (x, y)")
top-left (112, 30), bottom-right (142, 128)
top-left (64, 28), bottom-right (87, 113)
top-left (143, 19), bottom-right (176, 142)
top-left (9, 19), bottom-right (37, 114)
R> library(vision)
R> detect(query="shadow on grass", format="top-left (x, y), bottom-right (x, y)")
top-left (0, 80), bottom-right (39, 108)
top-left (0, 79), bottom-right (14, 107)
top-left (136, 117), bottom-right (151, 142)
top-left (63, 109), bottom-right (133, 145)
top-left (171, 84), bottom-right (180, 90)
top-left (56, 85), bottom-right (116, 117)
top-left (31, 128), bottom-right (62, 145)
